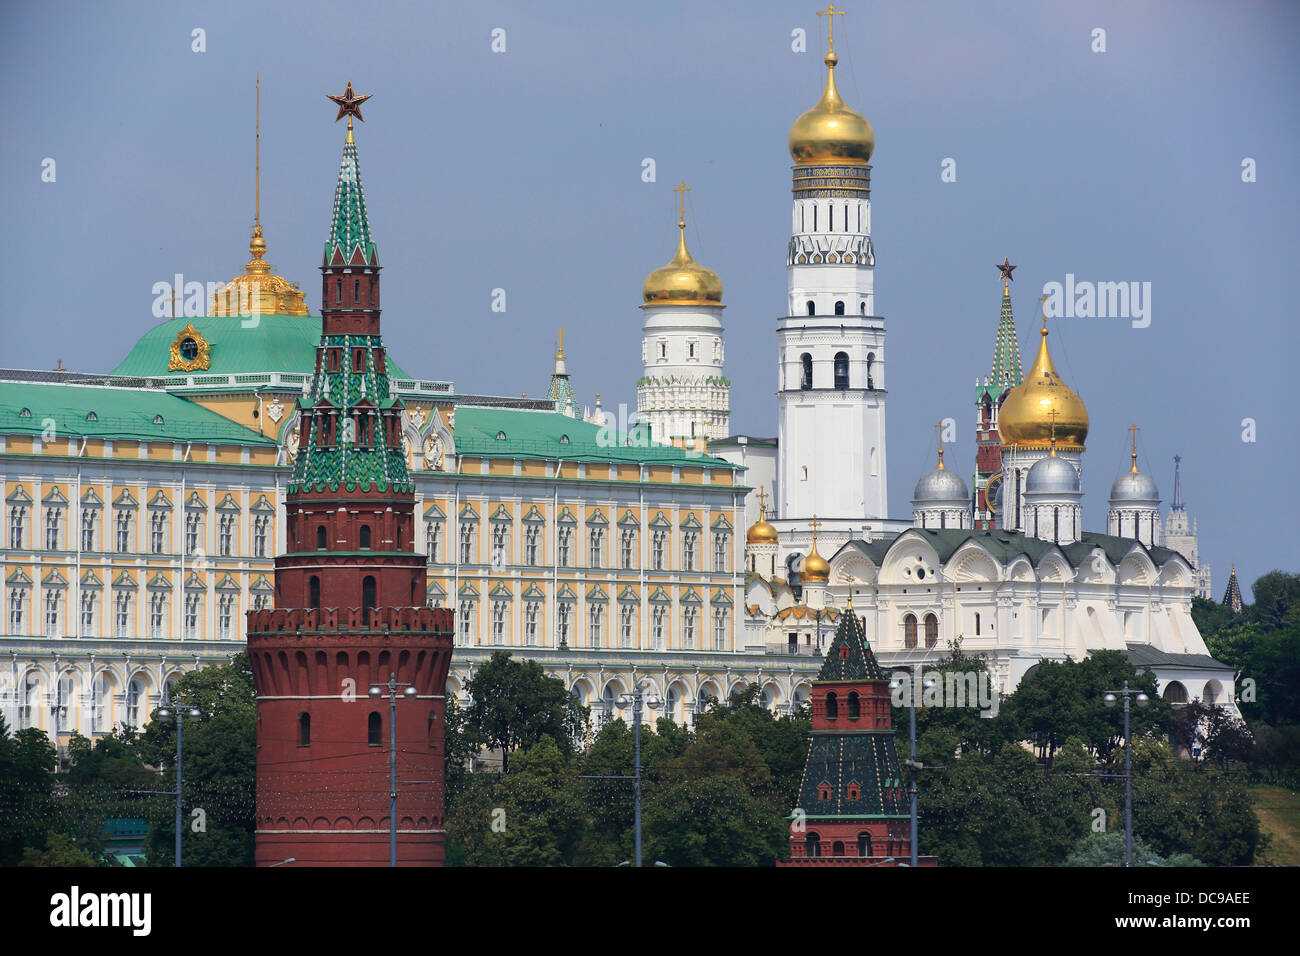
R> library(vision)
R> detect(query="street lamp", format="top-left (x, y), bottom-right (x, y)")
top-left (369, 673), bottom-right (419, 868)
top-left (156, 695), bottom-right (201, 867)
top-left (615, 683), bottom-right (662, 868)
top-left (889, 665), bottom-right (935, 868)
top-left (1103, 680), bottom-right (1150, 867)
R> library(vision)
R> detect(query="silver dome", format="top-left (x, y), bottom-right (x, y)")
top-left (912, 466), bottom-right (969, 505)
top-left (1025, 455), bottom-right (1080, 495)
top-left (1109, 469), bottom-right (1159, 503)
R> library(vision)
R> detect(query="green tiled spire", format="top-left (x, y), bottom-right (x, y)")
top-left (323, 130), bottom-right (378, 268)
top-left (817, 602), bottom-right (888, 682)
top-left (977, 279), bottom-right (1023, 403)
top-left (289, 126), bottom-right (409, 494)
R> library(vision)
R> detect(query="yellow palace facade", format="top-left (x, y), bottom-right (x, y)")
top-left (1, 162), bottom-right (820, 753)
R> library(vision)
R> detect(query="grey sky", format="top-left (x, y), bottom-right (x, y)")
top-left (3, 0), bottom-right (1296, 599)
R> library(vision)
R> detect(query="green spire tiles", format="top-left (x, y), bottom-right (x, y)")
top-left (324, 136), bottom-right (377, 268)
top-left (817, 605), bottom-right (888, 682)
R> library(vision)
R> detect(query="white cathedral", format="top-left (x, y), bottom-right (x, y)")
top-left (620, 20), bottom-right (1231, 709)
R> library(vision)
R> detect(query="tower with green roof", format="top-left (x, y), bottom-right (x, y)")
top-left (246, 84), bottom-right (454, 867)
top-left (973, 259), bottom-right (1025, 529)
top-left (780, 601), bottom-right (925, 866)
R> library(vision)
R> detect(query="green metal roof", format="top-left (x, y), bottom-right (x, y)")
top-left (1123, 644), bottom-right (1228, 671)
top-left (109, 314), bottom-right (409, 379)
top-left (834, 528), bottom-right (1188, 572)
top-left (0, 381), bottom-right (275, 445)
top-left (453, 407), bottom-right (740, 469)
top-left (817, 606), bottom-right (888, 682)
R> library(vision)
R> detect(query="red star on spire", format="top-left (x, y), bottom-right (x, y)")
top-left (327, 81), bottom-right (372, 123)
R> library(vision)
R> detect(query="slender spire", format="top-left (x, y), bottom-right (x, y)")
top-left (1172, 454), bottom-right (1184, 510)
top-left (255, 74), bottom-right (261, 231)
top-left (988, 259), bottom-right (1024, 392)
top-left (934, 421), bottom-right (947, 469)
top-left (324, 83), bottom-right (377, 268)
top-left (547, 327), bottom-right (576, 416)
top-left (1129, 424), bottom-right (1140, 472)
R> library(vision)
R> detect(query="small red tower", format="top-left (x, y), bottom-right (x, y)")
top-left (779, 601), bottom-right (934, 866)
top-left (245, 85), bottom-right (454, 866)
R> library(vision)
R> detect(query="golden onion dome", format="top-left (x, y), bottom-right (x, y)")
top-left (642, 221), bottom-right (723, 306)
top-left (801, 542), bottom-right (830, 582)
top-left (746, 507), bottom-right (779, 544)
top-left (208, 224), bottom-right (310, 317)
top-left (999, 318), bottom-right (1089, 450)
top-left (789, 51), bottom-right (874, 166)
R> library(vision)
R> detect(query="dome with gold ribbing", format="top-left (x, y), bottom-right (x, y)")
top-left (788, 6), bottom-right (873, 166)
top-left (642, 183), bottom-right (723, 307)
top-left (208, 224), bottom-right (310, 317)
top-left (998, 315), bottom-right (1090, 450)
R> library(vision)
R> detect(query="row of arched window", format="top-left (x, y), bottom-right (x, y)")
top-left (804, 832), bottom-right (877, 858)
top-left (296, 711), bottom-right (435, 748)
top-left (799, 351), bottom-right (873, 390)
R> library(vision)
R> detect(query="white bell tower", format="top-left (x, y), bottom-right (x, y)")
top-left (777, 13), bottom-right (888, 552)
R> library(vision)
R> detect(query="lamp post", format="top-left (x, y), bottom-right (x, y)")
top-left (889, 665), bottom-right (935, 868)
top-left (156, 694), bottom-right (201, 867)
top-left (1103, 680), bottom-right (1150, 868)
top-left (369, 673), bottom-right (419, 868)
top-left (615, 683), bottom-right (662, 868)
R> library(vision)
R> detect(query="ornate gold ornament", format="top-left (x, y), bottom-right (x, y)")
top-left (168, 323), bottom-right (211, 372)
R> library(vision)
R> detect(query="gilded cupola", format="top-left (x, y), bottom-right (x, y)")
top-left (998, 315), bottom-right (1089, 451)
top-left (642, 181), bottom-right (723, 307)
top-left (788, 5), bottom-right (874, 166)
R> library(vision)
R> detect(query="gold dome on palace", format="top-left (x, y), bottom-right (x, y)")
top-left (999, 320), bottom-right (1090, 450)
top-left (642, 222), bottom-right (723, 306)
top-left (789, 51), bottom-right (874, 166)
top-left (208, 225), bottom-right (309, 317)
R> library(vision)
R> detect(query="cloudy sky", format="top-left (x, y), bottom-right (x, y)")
top-left (3, 0), bottom-right (1297, 599)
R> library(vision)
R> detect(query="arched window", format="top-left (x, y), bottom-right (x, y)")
top-left (806, 300), bottom-right (815, 316)
top-left (834, 300), bottom-right (845, 315)
top-left (975, 612), bottom-right (981, 635)
top-left (834, 351), bottom-right (849, 389)
top-left (832, 840), bottom-right (845, 857)
top-left (825, 691), bottom-right (839, 719)
top-left (360, 524), bottom-right (372, 550)
top-left (298, 712), bottom-right (311, 746)
top-left (367, 711), bottom-right (382, 745)
top-left (866, 352), bottom-right (875, 389)
top-left (335, 278), bottom-right (342, 304)
top-left (806, 833), bottom-right (821, 858)
top-left (800, 353), bottom-right (813, 390)
top-left (353, 278), bottom-right (360, 303)
top-left (847, 690), bottom-right (860, 719)
top-left (316, 525), bottom-right (327, 551)
top-left (309, 576), bottom-right (320, 610)
top-left (362, 576), bottom-right (376, 614)
top-left (904, 613), bottom-right (917, 648)
top-left (858, 832), bottom-right (872, 857)
top-left (1054, 507), bottom-right (1060, 543)
top-left (924, 613), bottom-right (939, 648)
top-left (861, 302), bottom-right (867, 315)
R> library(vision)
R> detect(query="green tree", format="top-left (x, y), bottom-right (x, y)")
top-left (19, 831), bottom-right (101, 867)
top-left (0, 719), bottom-right (58, 865)
top-left (134, 653), bottom-right (256, 867)
top-left (1063, 831), bottom-right (1203, 867)
top-left (643, 777), bottom-right (787, 866)
top-left (464, 652), bottom-right (589, 773)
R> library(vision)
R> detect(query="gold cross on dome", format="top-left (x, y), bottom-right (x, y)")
top-left (756, 487), bottom-right (769, 516)
top-left (673, 180), bottom-right (691, 226)
top-left (809, 514), bottom-right (822, 543)
top-left (817, 4), bottom-right (847, 50)
top-left (556, 327), bottom-right (565, 357)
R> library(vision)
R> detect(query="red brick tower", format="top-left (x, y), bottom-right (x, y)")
top-left (779, 601), bottom-right (933, 866)
top-left (245, 85), bottom-right (454, 866)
